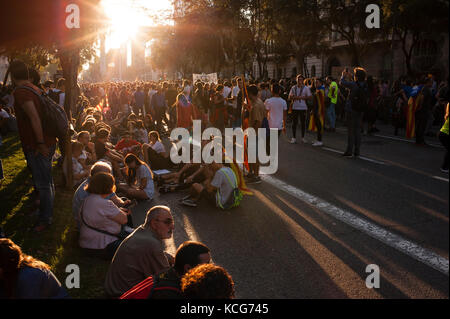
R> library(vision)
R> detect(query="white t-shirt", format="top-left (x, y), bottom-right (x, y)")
top-left (231, 86), bottom-right (240, 108)
top-left (0, 109), bottom-right (10, 119)
top-left (79, 194), bottom-right (122, 249)
top-left (223, 86), bottom-right (232, 99)
top-left (59, 92), bottom-right (65, 107)
top-left (289, 85), bottom-right (311, 110)
top-left (211, 167), bottom-right (236, 208)
top-left (136, 164), bottom-right (155, 200)
top-left (148, 89), bottom-right (157, 100)
top-left (264, 97), bottom-right (287, 130)
top-left (151, 141), bottom-right (166, 154)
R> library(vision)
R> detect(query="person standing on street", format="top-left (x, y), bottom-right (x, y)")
top-left (10, 60), bottom-right (57, 232)
top-left (438, 102), bottom-right (449, 173)
top-left (326, 76), bottom-right (338, 132)
top-left (415, 77), bottom-right (433, 146)
top-left (288, 74), bottom-right (312, 144)
top-left (340, 67), bottom-right (368, 158)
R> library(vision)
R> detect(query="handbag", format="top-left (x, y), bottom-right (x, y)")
top-left (79, 199), bottom-right (132, 240)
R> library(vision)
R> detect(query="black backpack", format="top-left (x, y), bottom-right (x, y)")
top-left (351, 82), bottom-right (368, 112)
top-left (48, 89), bottom-right (63, 104)
top-left (16, 85), bottom-right (69, 139)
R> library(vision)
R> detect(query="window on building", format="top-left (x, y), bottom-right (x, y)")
top-left (311, 65), bottom-right (316, 78)
top-left (413, 39), bottom-right (438, 71)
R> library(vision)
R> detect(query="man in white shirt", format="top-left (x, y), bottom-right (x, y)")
top-left (264, 84), bottom-right (287, 133)
top-left (288, 74), bottom-right (312, 143)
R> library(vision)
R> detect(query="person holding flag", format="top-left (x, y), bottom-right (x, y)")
top-left (405, 81), bottom-right (424, 140)
top-left (308, 78), bottom-right (325, 147)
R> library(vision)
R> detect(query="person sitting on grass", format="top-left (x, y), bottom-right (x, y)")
top-left (79, 172), bottom-right (131, 260)
top-left (0, 238), bottom-right (69, 299)
top-left (181, 162), bottom-right (240, 209)
top-left (104, 206), bottom-right (176, 298)
top-left (77, 130), bottom-right (96, 165)
top-left (71, 141), bottom-right (90, 188)
top-left (120, 241), bottom-right (212, 299)
top-left (118, 153), bottom-right (155, 201)
top-left (115, 131), bottom-right (141, 156)
top-left (94, 128), bottom-right (124, 180)
top-left (72, 162), bottom-right (130, 231)
top-left (133, 120), bottom-right (148, 144)
top-left (180, 264), bottom-right (235, 299)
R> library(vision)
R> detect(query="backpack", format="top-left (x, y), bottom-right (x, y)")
top-left (351, 82), bottom-right (368, 112)
top-left (16, 85), bottom-right (69, 139)
top-left (120, 273), bottom-right (181, 299)
top-left (48, 89), bottom-right (63, 104)
top-left (217, 168), bottom-right (243, 210)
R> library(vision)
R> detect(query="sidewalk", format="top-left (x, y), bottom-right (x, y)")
top-left (333, 120), bottom-right (443, 148)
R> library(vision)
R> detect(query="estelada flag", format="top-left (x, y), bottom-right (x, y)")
top-left (406, 90), bottom-right (424, 139)
top-left (241, 76), bottom-right (251, 172)
top-left (308, 89), bottom-right (325, 132)
top-left (223, 153), bottom-right (253, 196)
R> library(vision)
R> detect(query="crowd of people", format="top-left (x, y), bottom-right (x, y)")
top-left (0, 58), bottom-right (449, 299)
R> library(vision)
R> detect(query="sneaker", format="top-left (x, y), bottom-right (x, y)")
top-left (179, 194), bottom-right (192, 202)
top-left (246, 176), bottom-right (262, 184)
top-left (289, 138), bottom-right (297, 144)
top-left (312, 141), bottom-right (323, 147)
top-left (440, 168), bottom-right (449, 173)
top-left (342, 152), bottom-right (353, 157)
top-left (302, 138), bottom-right (308, 143)
top-left (181, 199), bottom-right (198, 207)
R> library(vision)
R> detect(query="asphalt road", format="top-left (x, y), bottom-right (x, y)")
top-left (131, 122), bottom-right (449, 299)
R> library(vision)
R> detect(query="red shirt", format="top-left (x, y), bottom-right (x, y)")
top-left (115, 138), bottom-right (141, 154)
top-left (13, 83), bottom-right (57, 151)
top-left (176, 95), bottom-right (193, 129)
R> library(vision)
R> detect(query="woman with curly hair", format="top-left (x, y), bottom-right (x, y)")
top-left (0, 238), bottom-right (68, 299)
top-left (181, 264), bottom-right (235, 299)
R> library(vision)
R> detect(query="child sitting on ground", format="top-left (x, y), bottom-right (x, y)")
top-left (71, 141), bottom-right (90, 187)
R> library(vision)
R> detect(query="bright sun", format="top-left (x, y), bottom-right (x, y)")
top-left (101, 0), bottom-right (173, 50)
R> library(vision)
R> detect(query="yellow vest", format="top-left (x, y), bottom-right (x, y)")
top-left (328, 82), bottom-right (338, 104)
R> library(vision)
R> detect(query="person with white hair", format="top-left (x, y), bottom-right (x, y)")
top-left (104, 205), bottom-right (175, 298)
top-left (72, 161), bottom-right (130, 230)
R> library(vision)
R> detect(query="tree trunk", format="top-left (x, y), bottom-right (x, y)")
top-left (349, 42), bottom-right (360, 67)
top-left (295, 53), bottom-right (305, 77)
top-left (58, 47), bottom-right (80, 189)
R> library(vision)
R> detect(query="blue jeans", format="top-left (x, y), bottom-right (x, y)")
top-left (327, 103), bottom-right (336, 129)
top-left (24, 145), bottom-right (56, 225)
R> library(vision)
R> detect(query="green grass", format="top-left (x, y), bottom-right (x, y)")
top-left (0, 134), bottom-right (109, 298)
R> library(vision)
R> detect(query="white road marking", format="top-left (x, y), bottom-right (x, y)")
top-left (372, 134), bottom-right (442, 148)
top-left (322, 147), bottom-right (386, 165)
top-left (432, 176), bottom-right (449, 183)
top-left (261, 174), bottom-right (449, 276)
top-left (335, 128), bottom-right (442, 148)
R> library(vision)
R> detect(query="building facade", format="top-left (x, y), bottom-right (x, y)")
top-left (252, 32), bottom-right (449, 81)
